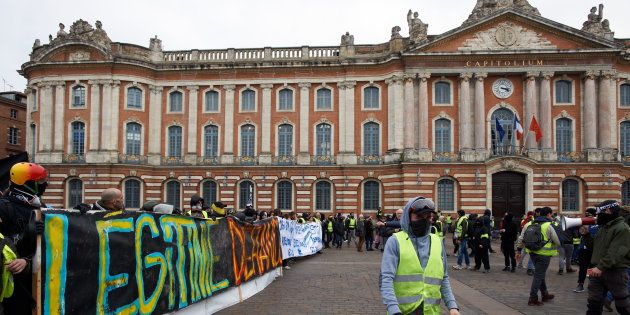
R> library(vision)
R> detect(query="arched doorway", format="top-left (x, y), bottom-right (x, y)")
top-left (492, 171), bottom-right (526, 221)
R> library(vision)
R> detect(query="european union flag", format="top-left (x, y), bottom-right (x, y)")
top-left (495, 117), bottom-right (506, 142)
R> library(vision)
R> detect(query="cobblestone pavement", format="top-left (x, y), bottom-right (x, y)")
top-left (219, 236), bottom-right (591, 314)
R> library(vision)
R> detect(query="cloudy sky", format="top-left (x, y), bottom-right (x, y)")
top-left (1, 0), bottom-right (627, 91)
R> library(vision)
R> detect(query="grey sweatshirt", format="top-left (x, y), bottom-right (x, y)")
top-left (380, 199), bottom-right (458, 314)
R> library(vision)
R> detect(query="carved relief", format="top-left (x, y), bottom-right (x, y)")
top-left (69, 50), bottom-right (90, 61)
top-left (459, 22), bottom-right (556, 51)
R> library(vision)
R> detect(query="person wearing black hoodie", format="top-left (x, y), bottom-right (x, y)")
top-left (481, 209), bottom-right (496, 253)
top-left (467, 214), bottom-right (478, 258)
top-left (471, 218), bottom-right (491, 272)
top-left (333, 214), bottom-right (345, 249)
top-left (500, 213), bottom-right (518, 272)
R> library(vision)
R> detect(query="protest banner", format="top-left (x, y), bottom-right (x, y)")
top-left (278, 218), bottom-right (323, 259)
top-left (38, 211), bottom-right (282, 315)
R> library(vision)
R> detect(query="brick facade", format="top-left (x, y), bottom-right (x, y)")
top-left (0, 92), bottom-right (27, 157)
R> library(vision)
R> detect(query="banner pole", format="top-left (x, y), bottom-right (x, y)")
top-left (32, 209), bottom-right (42, 315)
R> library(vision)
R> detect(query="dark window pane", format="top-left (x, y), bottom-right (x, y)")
top-left (277, 181), bottom-right (293, 210)
top-left (202, 181), bottom-right (217, 204)
top-left (239, 181), bottom-right (255, 209)
top-left (166, 181), bottom-right (181, 210)
top-left (124, 179), bottom-right (141, 209)
top-left (437, 179), bottom-right (454, 211)
top-left (68, 179), bottom-right (83, 208)
top-left (562, 179), bottom-right (579, 212)
top-left (315, 181), bottom-right (331, 211)
top-left (363, 181), bottom-right (380, 210)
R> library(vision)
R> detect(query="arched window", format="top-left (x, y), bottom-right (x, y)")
top-left (124, 179), bottom-right (141, 209)
top-left (241, 89), bottom-right (255, 111)
top-left (240, 124), bottom-right (255, 157)
top-left (364, 86), bottom-right (379, 109)
top-left (315, 181), bottom-right (331, 211)
top-left (621, 122), bottom-right (630, 157)
top-left (72, 85), bottom-right (86, 107)
top-left (622, 84), bottom-right (630, 107)
top-left (202, 180), bottom-right (217, 204)
top-left (71, 121), bottom-right (85, 155)
top-left (363, 181), bottom-right (380, 210)
top-left (67, 178), bottom-right (83, 208)
top-left (125, 122), bottom-right (142, 155)
top-left (363, 122), bottom-right (380, 156)
top-left (562, 179), bottom-right (579, 212)
top-left (555, 80), bottom-right (572, 103)
top-left (165, 181), bottom-right (181, 210)
top-left (556, 118), bottom-right (573, 155)
top-left (239, 181), bottom-right (255, 209)
top-left (316, 123), bottom-right (332, 156)
top-left (204, 125), bottom-right (219, 157)
top-left (491, 108), bottom-right (515, 155)
top-left (434, 82), bottom-right (451, 104)
top-left (276, 181), bottom-right (293, 210)
top-left (435, 119), bottom-right (451, 154)
top-left (437, 179), bottom-right (455, 211)
top-left (279, 89), bottom-right (293, 110)
top-left (278, 124), bottom-right (293, 156)
top-left (316, 88), bottom-right (332, 110)
top-left (167, 126), bottom-right (182, 157)
top-left (169, 91), bottom-right (183, 112)
top-left (127, 87), bottom-right (142, 109)
top-left (622, 181), bottom-right (630, 206)
top-left (205, 90), bottom-right (219, 112)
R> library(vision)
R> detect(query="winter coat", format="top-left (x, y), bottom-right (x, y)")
top-left (591, 216), bottom-right (630, 270)
top-left (471, 224), bottom-right (490, 248)
top-left (500, 217), bottom-right (518, 243)
top-left (333, 219), bottom-right (345, 235)
top-left (364, 219), bottom-right (374, 237)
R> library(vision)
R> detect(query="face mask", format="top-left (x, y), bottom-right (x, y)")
top-left (410, 219), bottom-right (431, 237)
top-left (597, 213), bottom-right (617, 226)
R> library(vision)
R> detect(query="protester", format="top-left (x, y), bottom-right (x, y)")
top-left (553, 215), bottom-right (576, 275)
top-left (500, 213), bottom-right (518, 272)
top-left (92, 188), bottom-right (125, 212)
top-left (364, 214), bottom-right (375, 251)
top-left (517, 209), bottom-right (537, 275)
top-left (574, 209), bottom-right (596, 293)
top-left (356, 214), bottom-right (365, 252)
top-left (333, 214), bottom-right (345, 249)
top-left (324, 215), bottom-right (334, 249)
top-left (257, 211), bottom-right (268, 221)
top-left (453, 210), bottom-right (470, 270)
top-left (140, 201), bottom-right (159, 212)
top-left (380, 197), bottom-right (459, 315)
top-left (446, 214), bottom-right (453, 233)
top-left (467, 214), bottom-right (478, 258)
top-left (379, 215), bottom-right (395, 252)
top-left (471, 218), bottom-right (490, 273)
top-left (527, 207), bottom-right (560, 306)
top-left (345, 213), bottom-right (357, 247)
top-left (481, 209), bottom-right (496, 253)
top-left (190, 195), bottom-right (208, 218)
top-left (210, 201), bottom-right (228, 219)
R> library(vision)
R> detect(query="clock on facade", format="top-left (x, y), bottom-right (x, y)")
top-left (492, 78), bottom-right (514, 99)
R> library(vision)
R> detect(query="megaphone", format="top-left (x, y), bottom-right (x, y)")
top-left (561, 216), bottom-right (596, 230)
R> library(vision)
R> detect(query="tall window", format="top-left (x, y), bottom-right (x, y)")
top-left (491, 109), bottom-right (515, 155)
top-left (623, 181), bottom-right (630, 206)
top-left (363, 122), bottom-right (379, 156)
top-left (316, 123), bottom-right (332, 156)
top-left (434, 82), bottom-right (451, 104)
top-left (68, 178), bottom-right (83, 208)
top-left (278, 89), bottom-right (293, 110)
top-left (562, 179), bottom-right (579, 212)
top-left (205, 90), bottom-right (219, 112)
top-left (435, 119), bottom-right (451, 154)
top-left (169, 91), bottom-right (183, 112)
top-left (278, 124), bottom-right (293, 156)
top-left (241, 89), bottom-right (255, 111)
top-left (437, 179), bottom-right (455, 211)
top-left (315, 181), bottom-right (331, 211)
top-left (125, 122), bottom-right (142, 155)
top-left (7, 127), bottom-right (18, 145)
top-left (555, 80), bottom-right (572, 103)
top-left (276, 181), bottom-right (292, 210)
top-left (363, 181), bottom-right (380, 210)
top-left (71, 121), bottom-right (85, 155)
top-left (124, 179), bottom-right (141, 209)
top-left (204, 125), bottom-right (219, 157)
top-left (167, 126), bottom-right (182, 157)
top-left (202, 180), bottom-right (217, 204)
top-left (239, 181), bottom-right (255, 209)
top-left (556, 118), bottom-right (572, 154)
top-left (30, 124), bottom-right (36, 155)
top-left (166, 181), bottom-right (181, 210)
top-left (240, 124), bottom-right (255, 157)
top-left (10, 109), bottom-right (17, 119)
top-left (622, 84), bottom-right (630, 107)
top-left (72, 86), bottom-right (86, 107)
top-left (32, 90), bottom-right (37, 111)
top-left (364, 86), bottom-right (379, 109)
top-left (316, 88), bottom-right (332, 110)
top-left (127, 87), bottom-right (142, 109)
top-left (621, 121), bottom-right (630, 157)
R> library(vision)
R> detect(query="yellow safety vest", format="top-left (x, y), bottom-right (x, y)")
top-left (0, 234), bottom-right (15, 302)
top-left (201, 210), bottom-right (208, 219)
top-left (327, 221), bottom-right (333, 233)
top-left (573, 237), bottom-right (581, 245)
top-left (530, 222), bottom-right (558, 257)
top-left (393, 232), bottom-right (444, 315)
top-left (349, 218), bottom-right (356, 229)
top-left (455, 216), bottom-right (467, 238)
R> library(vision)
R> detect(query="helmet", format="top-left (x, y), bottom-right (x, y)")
top-left (10, 162), bottom-right (47, 186)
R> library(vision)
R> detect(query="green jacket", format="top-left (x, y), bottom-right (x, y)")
top-left (592, 216), bottom-right (630, 270)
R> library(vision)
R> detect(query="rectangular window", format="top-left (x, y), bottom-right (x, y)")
top-left (204, 126), bottom-right (219, 157)
top-left (437, 180), bottom-right (455, 211)
top-left (239, 182), bottom-right (254, 209)
top-left (241, 126), bottom-right (255, 157)
top-left (169, 92), bottom-right (183, 112)
top-left (621, 84), bottom-right (630, 107)
top-left (10, 109), bottom-right (17, 119)
top-left (241, 90), bottom-right (255, 111)
top-left (315, 182), bottom-right (331, 211)
top-left (205, 91), bottom-right (219, 112)
top-left (278, 125), bottom-right (293, 156)
top-left (278, 89), bottom-right (293, 110)
top-left (202, 181), bottom-right (217, 204)
top-left (32, 91), bottom-right (37, 111)
top-left (277, 182), bottom-right (292, 210)
top-left (72, 86), bottom-right (86, 107)
top-left (124, 180), bottom-right (141, 209)
top-left (8, 127), bottom-right (18, 145)
top-left (562, 180), bottom-right (579, 212)
top-left (316, 89), bottom-right (332, 110)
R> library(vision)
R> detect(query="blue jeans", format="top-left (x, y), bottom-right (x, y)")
top-left (457, 238), bottom-right (470, 266)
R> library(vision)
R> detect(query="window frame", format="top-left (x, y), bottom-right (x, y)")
top-left (67, 178), bottom-right (84, 209)
top-left (123, 178), bottom-right (142, 210)
top-left (314, 180), bottom-right (332, 211)
top-left (555, 118), bottom-right (573, 154)
top-left (7, 127), bottom-right (19, 145)
top-left (561, 178), bottom-right (580, 212)
top-left (201, 180), bottom-right (219, 204)
top-left (168, 90), bottom-right (184, 113)
top-left (363, 180), bottom-right (381, 211)
top-left (314, 123), bottom-right (333, 157)
top-left (622, 180), bottom-right (630, 206)
top-left (203, 124), bottom-right (220, 157)
top-left (165, 180), bottom-right (182, 211)
top-left (239, 88), bottom-right (257, 112)
top-left (315, 86), bottom-right (334, 112)
top-left (276, 87), bottom-right (295, 112)
top-left (436, 178), bottom-right (456, 212)
top-left (276, 180), bottom-right (293, 210)
top-left (620, 83), bottom-right (630, 108)
top-left (166, 125), bottom-right (183, 158)
top-left (203, 89), bottom-right (221, 113)
top-left (125, 85), bottom-right (144, 111)
top-left (124, 122), bottom-right (143, 156)
top-left (10, 109), bottom-right (17, 119)
top-left (620, 121), bottom-right (630, 157)
top-left (276, 123), bottom-right (294, 157)
top-left (362, 85), bottom-right (381, 110)
top-left (239, 124), bottom-right (256, 158)
top-left (553, 78), bottom-right (575, 105)
top-left (432, 79), bottom-right (453, 106)
top-left (71, 84), bottom-right (87, 108)
top-left (70, 121), bottom-right (86, 155)
top-left (434, 118), bottom-right (452, 154)
top-left (238, 180), bottom-right (256, 210)
top-left (362, 122), bottom-right (380, 156)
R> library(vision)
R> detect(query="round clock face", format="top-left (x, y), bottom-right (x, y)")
top-left (492, 78), bottom-right (514, 99)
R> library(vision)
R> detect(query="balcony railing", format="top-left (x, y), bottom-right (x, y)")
top-left (490, 145), bottom-right (525, 157)
top-left (272, 155), bottom-right (297, 166)
top-left (358, 155), bottom-right (383, 165)
top-left (118, 154), bottom-right (148, 165)
top-left (236, 156), bottom-right (258, 166)
top-left (311, 155), bottom-right (335, 165)
top-left (557, 151), bottom-right (586, 163)
top-left (197, 156), bottom-right (220, 166)
top-left (433, 152), bottom-right (459, 162)
top-left (622, 155), bottom-right (630, 166)
top-left (161, 156), bottom-right (185, 166)
top-left (63, 154), bottom-right (85, 164)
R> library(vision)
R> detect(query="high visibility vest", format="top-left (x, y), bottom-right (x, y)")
top-left (431, 222), bottom-right (445, 238)
top-left (531, 222), bottom-right (558, 257)
top-left (481, 233), bottom-right (489, 239)
top-left (298, 218), bottom-right (306, 224)
top-left (201, 210), bottom-right (208, 219)
top-left (349, 218), bottom-right (356, 229)
top-left (455, 216), bottom-right (467, 238)
top-left (573, 237), bottom-right (581, 245)
top-left (393, 232), bottom-right (444, 315)
top-left (0, 233), bottom-right (15, 302)
top-left (314, 218), bottom-right (321, 223)
top-left (327, 221), bottom-right (333, 233)
top-left (446, 217), bottom-right (452, 225)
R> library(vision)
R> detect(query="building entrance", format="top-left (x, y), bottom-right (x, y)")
top-left (491, 171), bottom-right (526, 221)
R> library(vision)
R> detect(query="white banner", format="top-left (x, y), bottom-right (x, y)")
top-left (278, 218), bottom-right (323, 259)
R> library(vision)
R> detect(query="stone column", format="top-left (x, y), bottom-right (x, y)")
top-left (385, 75), bottom-right (404, 162)
top-left (298, 83), bottom-right (311, 165)
top-left (338, 82), bottom-right (347, 156)
top-left (108, 81), bottom-right (120, 161)
top-left (524, 72), bottom-right (538, 150)
top-left (598, 70), bottom-right (617, 160)
top-left (583, 71), bottom-right (598, 151)
top-left (221, 85), bottom-right (236, 164)
top-left (474, 73), bottom-right (487, 159)
top-left (259, 84), bottom-right (273, 165)
top-left (38, 83), bottom-right (53, 153)
top-left (185, 86), bottom-right (199, 164)
top-left (403, 75), bottom-right (416, 154)
top-left (459, 73), bottom-right (474, 160)
top-left (86, 81), bottom-right (101, 163)
top-left (100, 81), bottom-right (112, 152)
top-left (539, 72), bottom-right (554, 160)
top-left (147, 85), bottom-right (163, 165)
top-left (339, 81), bottom-right (357, 164)
top-left (417, 73), bottom-right (431, 161)
top-left (53, 82), bottom-right (66, 155)
top-left (24, 86), bottom-right (35, 159)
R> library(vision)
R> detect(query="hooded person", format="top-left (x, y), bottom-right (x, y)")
top-left (380, 197), bottom-right (459, 315)
top-left (189, 195), bottom-right (208, 218)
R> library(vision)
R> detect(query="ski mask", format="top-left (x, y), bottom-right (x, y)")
top-left (596, 201), bottom-right (621, 226)
top-left (410, 218), bottom-right (431, 237)
top-left (408, 197), bottom-right (436, 237)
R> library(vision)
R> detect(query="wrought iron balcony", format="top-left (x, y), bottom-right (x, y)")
top-left (236, 155), bottom-right (258, 166)
top-left (63, 154), bottom-right (85, 164)
top-left (490, 145), bottom-right (525, 157)
top-left (118, 154), bottom-right (148, 165)
top-left (432, 152), bottom-right (459, 162)
top-left (358, 155), bottom-right (383, 165)
top-left (272, 155), bottom-right (297, 166)
top-left (622, 155), bottom-right (630, 166)
top-left (197, 156), bottom-right (220, 165)
top-left (311, 155), bottom-right (335, 165)
top-left (557, 151), bottom-right (586, 163)
top-left (161, 156), bottom-right (185, 166)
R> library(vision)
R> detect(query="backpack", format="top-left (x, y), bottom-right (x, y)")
top-left (523, 222), bottom-right (549, 251)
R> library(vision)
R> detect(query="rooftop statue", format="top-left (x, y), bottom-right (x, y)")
top-left (464, 0), bottom-right (540, 25)
top-left (407, 10), bottom-right (428, 43)
top-left (340, 32), bottom-right (354, 46)
top-left (581, 4), bottom-right (614, 40)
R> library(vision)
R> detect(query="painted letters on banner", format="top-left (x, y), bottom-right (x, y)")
top-left (278, 218), bottom-right (323, 259)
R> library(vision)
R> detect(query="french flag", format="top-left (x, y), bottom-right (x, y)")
top-left (514, 116), bottom-right (524, 140)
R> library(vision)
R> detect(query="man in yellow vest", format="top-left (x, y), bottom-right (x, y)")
top-left (527, 207), bottom-right (561, 306)
top-left (380, 197), bottom-right (459, 315)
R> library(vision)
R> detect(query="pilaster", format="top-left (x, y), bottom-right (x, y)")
top-left (147, 85), bottom-right (163, 165)
top-left (539, 71), bottom-right (554, 159)
top-left (524, 71), bottom-right (539, 150)
top-left (583, 70), bottom-right (598, 150)
top-left (337, 81), bottom-right (357, 165)
top-left (222, 84), bottom-right (236, 164)
top-left (185, 85), bottom-right (199, 164)
top-left (298, 83), bottom-right (311, 165)
top-left (259, 83), bottom-right (273, 165)
top-left (459, 73), bottom-right (473, 156)
top-left (53, 82), bottom-right (66, 153)
top-left (473, 73), bottom-right (488, 161)
top-left (108, 81), bottom-right (121, 161)
top-left (418, 73), bottom-right (430, 152)
top-left (86, 80), bottom-right (102, 163)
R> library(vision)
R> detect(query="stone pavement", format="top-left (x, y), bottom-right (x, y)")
top-left (219, 236), bottom-right (591, 314)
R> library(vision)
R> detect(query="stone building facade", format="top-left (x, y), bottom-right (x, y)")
top-left (0, 91), bottom-right (27, 157)
top-left (19, 1), bottom-right (630, 218)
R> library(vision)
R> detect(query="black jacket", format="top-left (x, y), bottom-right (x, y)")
top-left (333, 219), bottom-right (345, 235)
top-left (500, 217), bottom-right (518, 243)
top-left (0, 193), bottom-right (38, 257)
top-left (471, 224), bottom-right (490, 247)
top-left (364, 219), bottom-right (374, 236)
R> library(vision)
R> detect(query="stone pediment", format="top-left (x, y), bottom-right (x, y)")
top-left (459, 22), bottom-right (556, 51)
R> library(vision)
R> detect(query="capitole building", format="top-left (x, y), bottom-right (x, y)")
top-left (19, 0), bottom-right (630, 218)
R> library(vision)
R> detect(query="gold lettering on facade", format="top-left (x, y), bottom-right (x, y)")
top-left (463, 60), bottom-right (544, 68)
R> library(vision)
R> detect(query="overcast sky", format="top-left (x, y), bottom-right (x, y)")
top-left (1, 0), bottom-right (628, 91)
